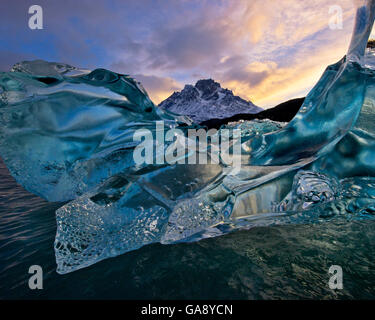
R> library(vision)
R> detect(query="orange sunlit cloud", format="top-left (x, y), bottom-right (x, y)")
top-left (0, 0), bottom-right (369, 109)
top-left (137, 0), bottom-right (360, 107)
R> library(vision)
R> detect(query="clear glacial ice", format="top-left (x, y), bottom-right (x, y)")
top-left (1, 1), bottom-right (375, 274)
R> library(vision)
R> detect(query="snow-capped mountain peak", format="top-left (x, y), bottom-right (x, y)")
top-left (158, 79), bottom-right (262, 123)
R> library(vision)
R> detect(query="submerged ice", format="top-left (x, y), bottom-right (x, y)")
top-left (1, 1), bottom-right (375, 273)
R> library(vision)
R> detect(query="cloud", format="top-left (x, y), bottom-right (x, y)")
top-left (0, 0), bottom-right (367, 107)
top-left (205, 0), bottom-right (358, 107)
top-left (218, 40), bottom-right (352, 107)
top-left (132, 74), bottom-right (182, 104)
top-left (145, 23), bottom-right (231, 71)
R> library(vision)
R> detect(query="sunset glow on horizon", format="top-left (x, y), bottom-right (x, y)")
top-left (1, 0), bottom-right (374, 108)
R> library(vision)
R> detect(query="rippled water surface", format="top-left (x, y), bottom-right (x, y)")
top-left (1, 159), bottom-right (375, 300)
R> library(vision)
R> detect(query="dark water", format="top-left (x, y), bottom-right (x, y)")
top-left (1, 159), bottom-right (375, 300)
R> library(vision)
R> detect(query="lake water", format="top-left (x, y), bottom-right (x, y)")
top-left (1, 159), bottom-right (375, 299)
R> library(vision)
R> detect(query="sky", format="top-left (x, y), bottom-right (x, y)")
top-left (0, 0), bottom-right (373, 108)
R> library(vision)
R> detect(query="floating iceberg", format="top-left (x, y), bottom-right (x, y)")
top-left (1, 1), bottom-right (375, 274)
